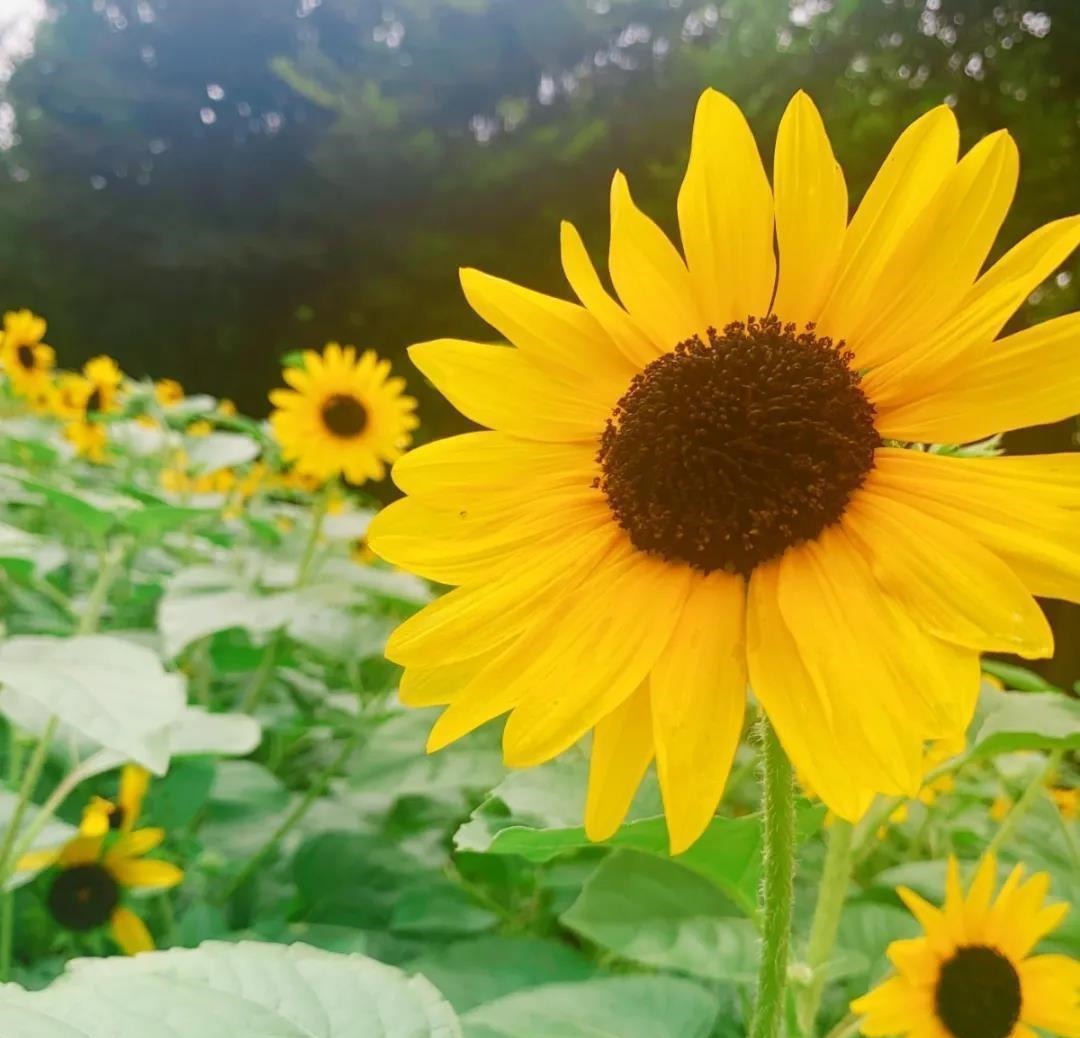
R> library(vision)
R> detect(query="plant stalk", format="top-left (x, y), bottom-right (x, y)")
top-left (748, 716), bottom-right (797, 1038)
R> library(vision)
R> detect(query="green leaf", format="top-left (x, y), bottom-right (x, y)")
top-left (560, 851), bottom-right (758, 981)
top-left (0, 635), bottom-right (186, 772)
top-left (0, 941), bottom-right (461, 1036)
top-left (390, 879), bottom-right (499, 936)
top-left (980, 659), bottom-right (1061, 692)
top-left (407, 937), bottom-right (596, 1013)
top-left (460, 976), bottom-right (718, 1038)
top-left (971, 689), bottom-right (1080, 757)
top-left (122, 503), bottom-right (218, 536)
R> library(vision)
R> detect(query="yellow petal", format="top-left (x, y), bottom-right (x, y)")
top-left (58, 835), bottom-right (104, 866)
top-left (367, 488), bottom-right (610, 586)
top-left (677, 88), bottom-right (775, 327)
top-left (398, 655), bottom-right (498, 708)
top-left (118, 765), bottom-right (150, 831)
top-left (1019, 955), bottom-right (1080, 1038)
top-left (871, 448), bottom-right (1080, 603)
top-left (846, 130), bottom-right (1017, 369)
top-left (390, 432), bottom-right (596, 506)
top-left (105, 827), bottom-right (165, 863)
top-left (650, 571), bottom-right (747, 854)
top-left (499, 547), bottom-right (691, 767)
top-left (16, 847), bottom-right (62, 873)
top-left (817, 105), bottom-right (959, 347)
top-left (868, 213), bottom-right (1080, 408)
top-left (746, 561), bottom-right (875, 823)
top-left (458, 267), bottom-right (635, 391)
top-left (408, 338), bottom-right (607, 442)
top-left (107, 857), bottom-right (184, 890)
top-left (385, 522), bottom-right (618, 666)
top-left (772, 91), bottom-right (847, 327)
top-left (584, 683), bottom-right (654, 842)
top-left (609, 171), bottom-right (703, 348)
top-left (109, 906), bottom-right (155, 955)
top-left (560, 220), bottom-right (658, 368)
top-left (850, 975), bottom-right (927, 1036)
top-left (844, 481), bottom-right (1053, 657)
top-left (80, 797), bottom-right (113, 838)
top-left (874, 311), bottom-right (1080, 443)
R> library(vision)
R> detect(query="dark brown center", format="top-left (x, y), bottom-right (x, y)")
top-left (321, 393), bottom-right (368, 438)
top-left (48, 863), bottom-right (120, 931)
top-left (596, 316), bottom-right (879, 576)
top-left (16, 344), bottom-right (35, 369)
top-left (935, 945), bottom-right (1022, 1038)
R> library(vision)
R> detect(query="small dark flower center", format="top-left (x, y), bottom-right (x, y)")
top-left (108, 805), bottom-right (126, 831)
top-left (86, 387), bottom-right (103, 413)
top-left (16, 344), bottom-right (35, 370)
top-left (935, 945), bottom-right (1022, 1038)
top-left (596, 316), bottom-right (879, 576)
top-left (48, 864), bottom-right (120, 931)
top-left (321, 393), bottom-right (368, 438)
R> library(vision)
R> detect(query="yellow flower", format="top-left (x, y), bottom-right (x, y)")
top-left (351, 537), bottom-right (376, 565)
top-left (0, 309), bottom-right (55, 396)
top-left (154, 378), bottom-right (184, 406)
top-left (852, 855), bottom-right (1079, 1038)
top-left (269, 343), bottom-right (418, 485)
top-left (1051, 786), bottom-right (1078, 822)
top-left (991, 795), bottom-right (1013, 823)
top-left (368, 89), bottom-right (1077, 854)
top-left (217, 398), bottom-right (238, 417)
top-left (18, 766), bottom-right (181, 955)
top-left (64, 420), bottom-right (108, 463)
top-left (82, 355), bottom-right (124, 415)
top-left (186, 419), bottom-right (213, 437)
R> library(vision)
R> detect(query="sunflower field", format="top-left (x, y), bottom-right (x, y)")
top-left (0, 3), bottom-right (1079, 1037)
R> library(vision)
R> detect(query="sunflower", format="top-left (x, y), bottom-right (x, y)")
top-left (269, 343), bottom-right (418, 484)
top-left (64, 420), bottom-right (108, 463)
top-left (0, 309), bottom-right (55, 397)
top-left (154, 377), bottom-right (184, 407)
top-left (18, 765), bottom-right (182, 955)
top-left (368, 89), bottom-right (1080, 853)
top-left (852, 856), bottom-right (1080, 1038)
top-left (81, 355), bottom-right (124, 415)
top-left (1051, 786), bottom-right (1078, 822)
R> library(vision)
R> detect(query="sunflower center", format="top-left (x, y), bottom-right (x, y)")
top-left (108, 805), bottom-right (126, 831)
top-left (934, 945), bottom-right (1022, 1038)
top-left (48, 863), bottom-right (120, 931)
top-left (16, 344), bottom-right (35, 370)
top-left (596, 316), bottom-right (878, 576)
top-left (86, 387), bottom-right (103, 413)
top-left (321, 393), bottom-right (368, 438)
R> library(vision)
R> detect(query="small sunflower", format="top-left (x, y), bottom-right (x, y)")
top-left (81, 355), bottom-right (124, 414)
top-left (18, 766), bottom-right (182, 956)
top-left (852, 856), bottom-right (1080, 1038)
top-left (154, 378), bottom-right (184, 407)
top-left (1051, 786), bottom-right (1078, 822)
top-left (45, 372), bottom-right (94, 421)
top-left (270, 343), bottom-right (418, 484)
top-left (369, 89), bottom-right (1080, 853)
top-left (64, 420), bottom-right (108, 463)
top-left (0, 309), bottom-right (55, 397)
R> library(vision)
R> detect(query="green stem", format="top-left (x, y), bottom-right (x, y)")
top-left (0, 716), bottom-right (59, 882)
top-left (985, 750), bottom-right (1063, 860)
top-left (77, 539), bottom-right (127, 635)
top-left (222, 726), bottom-right (361, 899)
top-left (0, 887), bottom-right (12, 981)
top-left (749, 717), bottom-right (797, 1038)
top-left (822, 1013), bottom-right (861, 1038)
top-left (796, 820), bottom-right (855, 1036)
top-left (296, 485), bottom-right (332, 586)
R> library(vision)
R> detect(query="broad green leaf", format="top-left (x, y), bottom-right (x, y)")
top-left (971, 689), bottom-right (1080, 757)
top-left (0, 940), bottom-right (461, 1036)
top-left (560, 851), bottom-right (758, 980)
top-left (0, 522), bottom-right (64, 574)
top-left (0, 635), bottom-right (186, 773)
top-left (460, 976), bottom-right (718, 1038)
top-left (391, 879), bottom-right (499, 936)
top-left (200, 760), bottom-right (292, 858)
top-left (407, 937), bottom-right (596, 1013)
top-left (122, 504), bottom-right (218, 536)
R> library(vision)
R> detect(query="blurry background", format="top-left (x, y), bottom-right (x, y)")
top-left (0, 0), bottom-right (1077, 674)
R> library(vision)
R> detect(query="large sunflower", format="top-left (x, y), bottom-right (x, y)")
top-left (368, 90), bottom-right (1080, 853)
top-left (269, 343), bottom-right (418, 484)
top-left (0, 309), bottom-right (55, 397)
top-left (852, 856), bottom-right (1080, 1038)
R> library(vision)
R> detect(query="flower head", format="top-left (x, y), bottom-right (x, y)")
top-left (81, 355), bottom-right (124, 415)
top-left (18, 766), bottom-right (182, 955)
top-left (368, 89), bottom-right (1080, 853)
top-left (154, 378), bottom-right (184, 407)
top-left (0, 310), bottom-right (55, 397)
top-left (270, 343), bottom-right (418, 485)
top-left (852, 855), bottom-right (1079, 1038)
